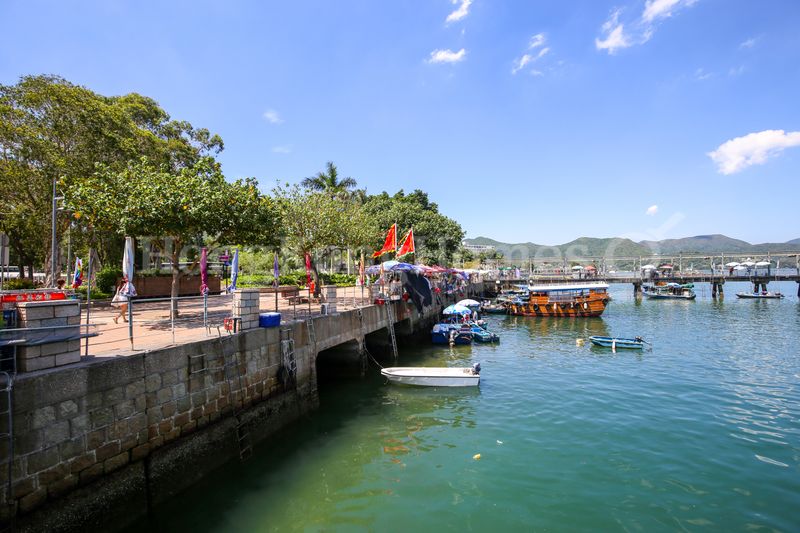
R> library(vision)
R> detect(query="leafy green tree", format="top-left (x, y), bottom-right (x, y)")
top-left (0, 75), bottom-right (223, 284)
top-left (363, 190), bottom-right (464, 265)
top-left (273, 184), bottom-right (377, 295)
top-left (300, 162), bottom-right (357, 194)
top-left (65, 157), bottom-right (279, 315)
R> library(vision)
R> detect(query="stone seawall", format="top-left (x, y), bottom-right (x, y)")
top-left (0, 293), bottom-right (463, 532)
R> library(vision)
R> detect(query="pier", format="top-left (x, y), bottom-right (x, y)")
top-left (486, 273), bottom-right (800, 298)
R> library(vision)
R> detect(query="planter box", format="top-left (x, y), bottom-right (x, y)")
top-left (125, 275), bottom-right (221, 298)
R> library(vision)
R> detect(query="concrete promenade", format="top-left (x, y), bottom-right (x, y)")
top-left (83, 285), bottom-right (375, 357)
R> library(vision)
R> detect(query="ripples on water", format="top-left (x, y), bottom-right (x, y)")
top-left (133, 283), bottom-right (800, 532)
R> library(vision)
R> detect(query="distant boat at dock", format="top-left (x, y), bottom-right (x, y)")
top-left (736, 291), bottom-right (784, 299)
top-left (642, 283), bottom-right (696, 300)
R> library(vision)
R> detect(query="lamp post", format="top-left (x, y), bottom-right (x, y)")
top-left (50, 176), bottom-right (66, 287)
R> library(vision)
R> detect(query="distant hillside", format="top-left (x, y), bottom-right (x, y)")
top-left (640, 234), bottom-right (754, 254)
top-left (464, 234), bottom-right (800, 258)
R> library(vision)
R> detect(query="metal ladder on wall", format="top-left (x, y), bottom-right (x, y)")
top-left (220, 338), bottom-right (252, 461)
top-left (279, 328), bottom-right (297, 386)
top-left (385, 303), bottom-right (399, 360)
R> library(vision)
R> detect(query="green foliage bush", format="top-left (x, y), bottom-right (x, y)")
top-left (96, 267), bottom-right (123, 293)
top-left (235, 271), bottom-right (357, 288)
top-left (76, 286), bottom-right (112, 300)
top-left (3, 278), bottom-right (36, 290)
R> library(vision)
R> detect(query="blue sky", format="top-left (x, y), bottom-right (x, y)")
top-left (2, 0), bottom-right (799, 245)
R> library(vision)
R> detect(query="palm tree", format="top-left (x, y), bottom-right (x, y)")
top-left (301, 162), bottom-right (357, 193)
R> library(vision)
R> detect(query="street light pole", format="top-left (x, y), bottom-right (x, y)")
top-left (50, 176), bottom-right (57, 286)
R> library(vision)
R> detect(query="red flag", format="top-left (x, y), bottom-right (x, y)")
top-left (372, 223), bottom-right (397, 258)
top-left (359, 251), bottom-right (365, 285)
top-left (397, 228), bottom-right (415, 258)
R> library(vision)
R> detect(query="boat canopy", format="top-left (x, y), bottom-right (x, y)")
top-left (527, 282), bottom-right (609, 292)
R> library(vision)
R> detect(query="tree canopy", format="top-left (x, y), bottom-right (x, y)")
top-left (0, 74), bottom-right (224, 281)
top-left (300, 161), bottom-right (357, 194)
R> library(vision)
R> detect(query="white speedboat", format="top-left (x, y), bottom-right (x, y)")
top-left (381, 363), bottom-right (481, 387)
top-left (736, 292), bottom-right (784, 299)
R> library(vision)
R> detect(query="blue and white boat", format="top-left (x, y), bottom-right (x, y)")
top-left (589, 336), bottom-right (647, 349)
top-left (431, 323), bottom-right (473, 345)
top-left (470, 323), bottom-right (499, 343)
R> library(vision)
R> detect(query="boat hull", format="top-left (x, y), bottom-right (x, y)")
top-left (507, 282), bottom-right (610, 317)
top-left (736, 293), bottom-right (784, 299)
top-left (381, 367), bottom-right (480, 387)
top-left (431, 324), bottom-right (472, 345)
top-left (643, 293), bottom-right (696, 300)
top-left (589, 336), bottom-right (644, 349)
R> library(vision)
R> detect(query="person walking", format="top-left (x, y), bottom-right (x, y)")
top-left (112, 278), bottom-right (130, 324)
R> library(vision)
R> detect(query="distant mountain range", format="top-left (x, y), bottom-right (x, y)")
top-left (464, 234), bottom-right (800, 258)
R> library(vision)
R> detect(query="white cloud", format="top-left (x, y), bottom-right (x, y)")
top-left (263, 109), bottom-right (283, 124)
top-left (694, 67), bottom-right (711, 81)
top-left (528, 33), bottom-right (546, 49)
top-left (739, 37), bottom-right (757, 49)
top-left (728, 65), bottom-right (745, 77)
top-left (595, 10), bottom-right (631, 54)
top-left (646, 205), bottom-right (659, 216)
top-left (643, 0), bottom-right (697, 23)
top-left (512, 34), bottom-right (550, 75)
top-left (708, 130), bottom-right (800, 175)
top-left (428, 48), bottom-right (466, 64)
top-left (511, 54), bottom-right (532, 75)
top-left (597, 1), bottom-right (698, 54)
top-left (272, 145), bottom-right (292, 154)
top-left (446, 0), bottom-right (472, 24)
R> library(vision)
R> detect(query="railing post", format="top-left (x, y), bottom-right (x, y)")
top-left (84, 250), bottom-right (92, 357)
top-left (171, 295), bottom-right (175, 344)
top-left (203, 292), bottom-right (208, 330)
top-left (127, 295), bottom-right (133, 350)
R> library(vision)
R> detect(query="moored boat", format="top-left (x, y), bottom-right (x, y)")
top-left (480, 299), bottom-right (508, 314)
top-left (589, 336), bottom-right (647, 349)
top-left (381, 363), bottom-right (481, 387)
top-left (507, 282), bottom-right (610, 317)
top-left (471, 324), bottom-right (499, 343)
top-left (431, 323), bottom-right (473, 345)
top-left (736, 292), bottom-right (784, 299)
top-left (643, 283), bottom-right (696, 300)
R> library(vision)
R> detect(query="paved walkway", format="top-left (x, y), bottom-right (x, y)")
top-left (85, 286), bottom-right (373, 357)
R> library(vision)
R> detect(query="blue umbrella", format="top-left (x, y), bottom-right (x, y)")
top-left (443, 303), bottom-right (472, 315)
top-left (227, 249), bottom-right (239, 292)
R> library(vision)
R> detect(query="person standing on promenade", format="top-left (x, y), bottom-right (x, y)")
top-left (112, 278), bottom-right (129, 324)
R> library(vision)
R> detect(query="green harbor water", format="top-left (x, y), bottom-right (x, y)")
top-left (133, 282), bottom-right (800, 532)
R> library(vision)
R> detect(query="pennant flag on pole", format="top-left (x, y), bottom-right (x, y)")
top-left (372, 223), bottom-right (397, 258)
top-left (397, 228), bottom-right (415, 258)
top-left (199, 247), bottom-right (209, 295)
top-left (358, 251), bottom-right (365, 286)
top-left (273, 252), bottom-right (280, 288)
top-left (71, 257), bottom-right (83, 288)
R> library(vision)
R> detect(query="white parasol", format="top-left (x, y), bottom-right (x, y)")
top-left (122, 236), bottom-right (137, 296)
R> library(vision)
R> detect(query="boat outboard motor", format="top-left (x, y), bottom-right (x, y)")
top-left (472, 362), bottom-right (481, 374)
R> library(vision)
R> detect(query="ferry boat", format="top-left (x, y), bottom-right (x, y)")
top-left (507, 282), bottom-right (610, 317)
top-left (642, 282), bottom-right (696, 300)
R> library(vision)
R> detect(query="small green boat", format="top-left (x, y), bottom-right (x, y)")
top-left (589, 336), bottom-right (647, 349)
